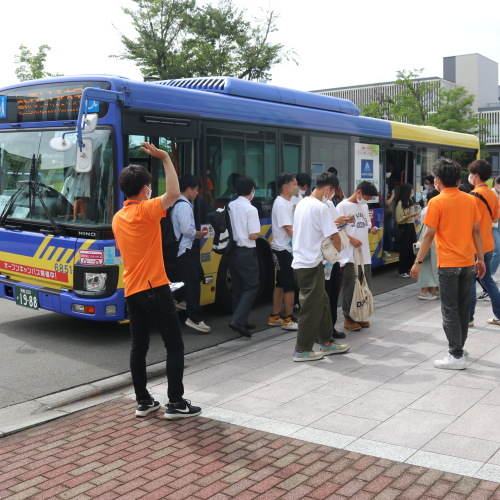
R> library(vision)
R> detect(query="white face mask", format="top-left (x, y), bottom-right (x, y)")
top-left (385, 173), bottom-right (391, 178)
top-left (145, 185), bottom-right (152, 200)
top-left (299, 188), bottom-right (306, 196)
top-left (357, 194), bottom-right (368, 205)
top-left (322, 188), bottom-right (331, 203)
top-left (249, 189), bottom-right (255, 201)
top-left (468, 174), bottom-right (476, 185)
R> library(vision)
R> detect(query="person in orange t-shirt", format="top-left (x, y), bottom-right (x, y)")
top-left (410, 159), bottom-right (485, 371)
top-left (112, 143), bottom-right (201, 420)
top-left (467, 160), bottom-right (500, 325)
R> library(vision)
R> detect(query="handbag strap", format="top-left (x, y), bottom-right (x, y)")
top-left (470, 191), bottom-right (493, 217)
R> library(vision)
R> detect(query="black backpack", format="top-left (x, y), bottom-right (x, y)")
top-left (207, 203), bottom-right (235, 255)
top-left (161, 199), bottom-right (189, 265)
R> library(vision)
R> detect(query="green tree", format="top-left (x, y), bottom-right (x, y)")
top-left (112, 0), bottom-right (196, 80)
top-left (359, 92), bottom-right (394, 120)
top-left (390, 68), bottom-right (440, 125)
top-left (14, 45), bottom-right (62, 82)
top-left (114, 0), bottom-right (297, 81)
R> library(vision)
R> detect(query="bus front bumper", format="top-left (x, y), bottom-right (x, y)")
top-left (0, 275), bottom-right (125, 322)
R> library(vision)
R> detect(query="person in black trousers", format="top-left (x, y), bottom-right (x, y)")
top-left (395, 183), bottom-right (420, 278)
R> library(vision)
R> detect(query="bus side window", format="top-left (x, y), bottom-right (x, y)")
top-left (310, 135), bottom-right (348, 192)
top-left (282, 133), bottom-right (305, 175)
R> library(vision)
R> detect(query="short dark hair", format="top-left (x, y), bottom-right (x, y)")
top-left (277, 172), bottom-right (296, 192)
top-left (315, 172), bottom-right (339, 189)
top-left (425, 175), bottom-right (434, 185)
top-left (179, 174), bottom-right (199, 193)
top-left (432, 159), bottom-right (461, 188)
top-left (118, 164), bottom-right (152, 198)
top-left (327, 167), bottom-right (338, 175)
top-left (426, 188), bottom-right (440, 202)
top-left (495, 175), bottom-right (500, 185)
top-left (356, 181), bottom-right (378, 197)
top-left (386, 164), bottom-right (394, 173)
top-left (458, 184), bottom-right (471, 194)
top-left (296, 173), bottom-right (311, 188)
top-left (469, 160), bottom-right (492, 182)
top-left (235, 176), bottom-right (256, 196)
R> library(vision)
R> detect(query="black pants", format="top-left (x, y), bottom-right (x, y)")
top-left (125, 285), bottom-right (184, 403)
top-left (399, 224), bottom-right (417, 274)
top-left (226, 246), bottom-right (260, 326)
top-left (325, 262), bottom-right (341, 330)
top-left (177, 249), bottom-right (204, 323)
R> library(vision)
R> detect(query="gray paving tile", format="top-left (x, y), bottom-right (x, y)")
top-left (187, 378), bottom-right (266, 406)
top-left (312, 372), bottom-right (390, 399)
top-left (479, 385), bottom-right (500, 406)
top-left (291, 427), bottom-right (356, 448)
top-left (422, 432), bottom-right (500, 463)
top-left (409, 384), bottom-right (489, 416)
top-left (475, 463), bottom-right (500, 482)
top-left (445, 404), bottom-right (500, 442)
top-left (346, 438), bottom-right (416, 462)
top-left (182, 362), bottom-right (255, 388)
top-left (353, 355), bottom-right (421, 378)
top-left (336, 388), bottom-right (420, 421)
top-left (223, 347), bottom-right (290, 369)
top-left (235, 356), bottom-right (309, 384)
top-left (444, 370), bottom-right (500, 391)
top-left (260, 392), bottom-right (353, 426)
top-left (219, 394), bottom-right (280, 416)
top-left (310, 411), bottom-right (381, 437)
top-left (363, 408), bottom-right (456, 448)
top-left (381, 367), bottom-right (455, 395)
top-left (407, 450), bottom-right (483, 477)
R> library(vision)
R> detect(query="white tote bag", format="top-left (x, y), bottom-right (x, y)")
top-left (321, 205), bottom-right (350, 264)
top-left (349, 248), bottom-right (373, 322)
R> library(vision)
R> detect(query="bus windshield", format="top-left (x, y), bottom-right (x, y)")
top-left (0, 128), bottom-right (114, 226)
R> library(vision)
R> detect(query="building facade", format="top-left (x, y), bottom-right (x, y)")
top-left (312, 54), bottom-right (500, 173)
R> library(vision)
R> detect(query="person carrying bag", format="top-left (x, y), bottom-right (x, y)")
top-left (321, 203), bottom-right (349, 264)
top-left (349, 247), bottom-right (373, 322)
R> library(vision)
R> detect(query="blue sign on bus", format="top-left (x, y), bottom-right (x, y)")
top-left (361, 159), bottom-right (374, 178)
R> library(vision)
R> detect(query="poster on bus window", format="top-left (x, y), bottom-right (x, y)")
top-left (355, 144), bottom-right (379, 204)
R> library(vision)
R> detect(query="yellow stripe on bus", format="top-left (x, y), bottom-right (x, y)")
top-left (34, 236), bottom-right (53, 259)
top-left (42, 246), bottom-right (55, 261)
top-left (50, 248), bottom-right (65, 262)
top-left (75, 240), bottom-right (94, 263)
top-left (61, 249), bottom-right (74, 264)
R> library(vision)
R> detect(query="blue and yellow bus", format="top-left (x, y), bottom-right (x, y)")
top-left (0, 75), bottom-right (479, 321)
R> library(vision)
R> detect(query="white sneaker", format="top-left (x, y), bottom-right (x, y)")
top-left (281, 315), bottom-right (298, 330)
top-left (293, 350), bottom-right (324, 362)
top-left (433, 354), bottom-right (466, 370)
top-left (175, 300), bottom-right (187, 310)
top-left (399, 273), bottom-right (410, 278)
top-left (488, 317), bottom-right (500, 326)
top-left (463, 348), bottom-right (468, 356)
top-left (185, 318), bottom-right (211, 333)
top-left (419, 292), bottom-right (437, 300)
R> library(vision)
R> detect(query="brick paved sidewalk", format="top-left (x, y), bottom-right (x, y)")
top-left (1, 398), bottom-right (499, 500)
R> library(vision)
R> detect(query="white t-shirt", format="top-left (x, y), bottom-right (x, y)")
top-left (290, 194), bottom-right (303, 211)
top-left (228, 196), bottom-right (261, 248)
top-left (61, 172), bottom-right (91, 204)
top-left (292, 197), bottom-right (338, 269)
top-left (336, 199), bottom-right (372, 267)
top-left (271, 196), bottom-right (294, 252)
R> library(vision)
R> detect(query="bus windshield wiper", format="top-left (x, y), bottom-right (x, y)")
top-left (0, 155), bottom-right (64, 235)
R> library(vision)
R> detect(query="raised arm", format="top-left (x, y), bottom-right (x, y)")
top-left (140, 142), bottom-right (180, 210)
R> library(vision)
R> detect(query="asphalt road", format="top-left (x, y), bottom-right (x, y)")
top-left (0, 263), bottom-right (415, 409)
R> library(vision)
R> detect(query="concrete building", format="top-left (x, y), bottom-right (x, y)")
top-left (312, 54), bottom-right (500, 173)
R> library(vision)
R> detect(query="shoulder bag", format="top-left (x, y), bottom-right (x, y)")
top-left (321, 204), bottom-right (349, 264)
top-left (470, 191), bottom-right (493, 217)
top-left (349, 248), bottom-right (374, 322)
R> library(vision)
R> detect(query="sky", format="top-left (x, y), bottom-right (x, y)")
top-left (0, 0), bottom-right (499, 92)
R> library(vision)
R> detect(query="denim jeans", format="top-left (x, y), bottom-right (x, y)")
top-left (491, 226), bottom-right (500, 275)
top-left (125, 284), bottom-right (184, 403)
top-left (439, 266), bottom-right (474, 357)
top-left (470, 251), bottom-right (500, 322)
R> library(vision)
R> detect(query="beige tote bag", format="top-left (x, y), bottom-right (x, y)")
top-left (321, 205), bottom-right (350, 264)
top-left (349, 248), bottom-right (373, 322)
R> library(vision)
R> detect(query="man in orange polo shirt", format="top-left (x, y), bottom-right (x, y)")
top-left (112, 142), bottom-right (201, 420)
top-left (468, 160), bottom-right (500, 326)
top-left (411, 159), bottom-right (485, 370)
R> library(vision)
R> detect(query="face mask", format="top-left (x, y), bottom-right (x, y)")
top-left (145, 186), bottom-right (152, 200)
top-left (385, 173), bottom-right (391, 178)
top-left (289, 186), bottom-right (299, 197)
top-left (298, 188), bottom-right (306, 196)
top-left (357, 194), bottom-right (368, 205)
top-left (322, 188), bottom-right (331, 203)
top-left (468, 174), bottom-right (476, 185)
top-left (424, 184), bottom-right (429, 189)
top-left (249, 189), bottom-right (255, 201)
top-left (435, 180), bottom-right (442, 192)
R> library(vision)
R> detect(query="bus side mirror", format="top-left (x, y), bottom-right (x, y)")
top-left (75, 138), bottom-right (93, 173)
top-left (82, 113), bottom-right (98, 134)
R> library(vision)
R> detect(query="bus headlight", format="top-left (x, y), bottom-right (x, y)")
top-left (84, 272), bottom-right (107, 292)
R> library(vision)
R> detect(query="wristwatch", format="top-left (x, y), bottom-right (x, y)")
top-left (415, 258), bottom-right (423, 265)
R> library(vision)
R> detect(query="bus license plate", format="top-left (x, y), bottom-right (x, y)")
top-left (15, 286), bottom-right (39, 310)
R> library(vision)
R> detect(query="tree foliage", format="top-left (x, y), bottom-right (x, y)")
top-left (14, 45), bottom-right (62, 82)
top-left (113, 0), bottom-right (297, 81)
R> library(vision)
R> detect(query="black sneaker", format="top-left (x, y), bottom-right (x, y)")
top-left (478, 291), bottom-right (490, 301)
top-left (332, 329), bottom-right (346, 339)
top-left (165, 399), bottom-right (202, 420)
top-left (135, 398), bottom-right (161, 417)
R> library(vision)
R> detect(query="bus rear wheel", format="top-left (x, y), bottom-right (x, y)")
top-left (215, 248), bottom-right (267, 314)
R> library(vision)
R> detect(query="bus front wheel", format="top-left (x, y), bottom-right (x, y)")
top-left (215, 248), bottom-right (267, 314)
